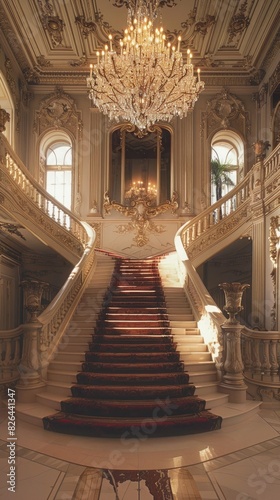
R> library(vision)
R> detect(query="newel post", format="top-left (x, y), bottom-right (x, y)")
top-left (16, 280), bottom-right (47, 402)
top-left (218, 282), bottom-right (250, 403)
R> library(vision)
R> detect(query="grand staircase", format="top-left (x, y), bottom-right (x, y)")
top-left (41, 253), bottom-right (223, 437)
top-left (17, 252), bottom-right (259, 436)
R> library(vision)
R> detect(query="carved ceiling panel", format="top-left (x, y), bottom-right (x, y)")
top-left (0, 0), bottom-right (279, 87)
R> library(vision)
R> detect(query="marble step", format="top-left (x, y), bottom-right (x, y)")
top-left (15, 398), bottom-right (261, 429)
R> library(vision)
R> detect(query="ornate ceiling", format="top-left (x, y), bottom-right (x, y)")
top-left (0, 0), bottom-right (280, 88)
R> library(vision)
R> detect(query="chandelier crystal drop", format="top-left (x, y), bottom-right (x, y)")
top-left (86, 0), bottom-right (205, 130)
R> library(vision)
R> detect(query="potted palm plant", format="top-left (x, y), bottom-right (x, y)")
top-left (211, 156), bottom-right (235, 202)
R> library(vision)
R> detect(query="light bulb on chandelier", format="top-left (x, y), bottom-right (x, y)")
top-left (86, 1), bottom-right (205, 131)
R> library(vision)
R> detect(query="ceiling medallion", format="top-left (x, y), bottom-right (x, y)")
top-left (87, 0), bottom-right (204, 130)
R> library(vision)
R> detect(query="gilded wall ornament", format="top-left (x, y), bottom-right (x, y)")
top-left (103, 191), bottom-right (178, 247)
top-left (34, 86), bottom-right (82, 136)
top-left (203, 87), bottom-right (249, 139)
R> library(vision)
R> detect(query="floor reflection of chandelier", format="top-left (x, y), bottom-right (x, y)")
top-left (86, 0), bottom-right (205, 131)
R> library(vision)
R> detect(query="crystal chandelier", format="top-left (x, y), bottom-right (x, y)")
top-left (87, 0), bottom-right (205, 131)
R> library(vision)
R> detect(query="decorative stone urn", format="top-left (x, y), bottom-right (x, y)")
top-left (219, 282), bottom-right (250, 324)
top-left (21, 279), bottom-right (48, 322)
top-left (218, 282), bottom-right (250, 402)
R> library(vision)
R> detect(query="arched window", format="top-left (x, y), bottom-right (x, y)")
top-left (109, 125), bottom-right (172, 205)
top-left (211, 130), bottom-right (244, 204)
top-left (40, 132), bottom-right (73, 210)
top-left (46, 142), bottom-right (72, 209)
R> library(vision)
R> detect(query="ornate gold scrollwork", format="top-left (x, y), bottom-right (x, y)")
top-left (103, 191), bottom-right (178, 247)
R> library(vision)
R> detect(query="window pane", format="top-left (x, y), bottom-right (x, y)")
top-left (46, 170), bottom-right (72, 209)
top-left (47, 144), bottom-right (72, 166)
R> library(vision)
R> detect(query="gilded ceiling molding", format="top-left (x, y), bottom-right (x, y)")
top-left (36, 55), bottom-right (52, 68)
top-left (77, 1), bottom-right (214, 50)
top-left (38, 0), bottom-right (65, 47)
top-left (34, 86), bottom-right (83, 138)
top-left (227, 0), bottom-right (250, 44)
top-left (0, 4), bottom-right (30, 74)
top-left (109, 1), bottom-right (177, 10)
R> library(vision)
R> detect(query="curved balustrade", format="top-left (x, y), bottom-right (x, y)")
top-left (0, 135), bottom-right (87, 263)
top-left (175, 233), bottom-right (225, 379)
top-left (175, 143), bottom-right (280, 404)
top-left (0, 327), bottom-right (23, 386)
top-left (242, 328), bottom-right (280, 384)
top-left (0, 133), bottom-right (97, 388)
top-left (39, 223), bottom-right (96, 366)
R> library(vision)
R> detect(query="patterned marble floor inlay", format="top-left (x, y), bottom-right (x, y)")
top-left (1, 409), bottom-right (280, 498)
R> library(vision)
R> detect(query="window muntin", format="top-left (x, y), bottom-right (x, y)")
top-left (45, 142), bottom-right (72, 209)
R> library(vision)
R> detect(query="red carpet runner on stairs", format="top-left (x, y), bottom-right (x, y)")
top-left (43, 258), bottom-right (222, 437)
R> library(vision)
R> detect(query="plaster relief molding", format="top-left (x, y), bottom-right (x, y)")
top-left (0, 4), bottom-right (30, 75)
top-left (77, 1), bottom-right (215, 50)
top-left (187, 206), bottom-right (249, 260)
top-left (103, 191), bottom-right (178, 247)
top-left (34, 86), bottom-right (83, 139)
top-left (227, 0), bottom-right (250, 45)
top-left (203, 87), bottom-right (249, 138)
top-left (38, 0), bottom-right (65, 47)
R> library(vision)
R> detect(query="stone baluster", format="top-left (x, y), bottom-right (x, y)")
top-left (261, 339), bottom-right (271, 375)
top-left (252, 339), bottom-right (261, 375)
top-left (218, 282), bottom-right (250, 403)
top-left (270, 340), bottom-right (279, 376)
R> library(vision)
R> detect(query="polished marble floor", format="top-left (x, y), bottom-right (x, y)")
top-left (1, 405), bottom-right (280, 499)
